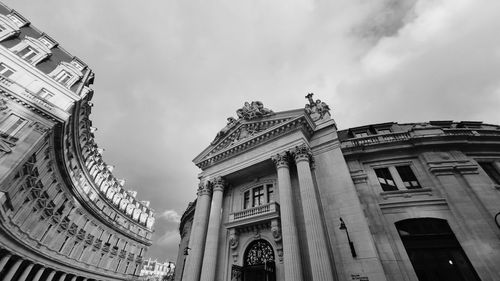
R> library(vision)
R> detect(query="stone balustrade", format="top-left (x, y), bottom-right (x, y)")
top-left (229, 202), bottom-right (279, 222)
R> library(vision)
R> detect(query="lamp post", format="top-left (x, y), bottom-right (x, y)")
top-left (339, 217), bottom-right (357, 258)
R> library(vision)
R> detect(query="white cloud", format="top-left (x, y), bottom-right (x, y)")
top-left (159, 210), bottom-right (181, 223)
top-left (157, 230), bottom-right (180, 247)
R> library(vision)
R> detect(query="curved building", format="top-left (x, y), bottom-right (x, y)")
top-left (176, 96), bottom-right (500, 281)
top-left (0, 3), bottom-right (154, 281)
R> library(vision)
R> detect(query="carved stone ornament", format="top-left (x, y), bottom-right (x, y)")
top-left (304, 93), bottom-right (331, 122)
top-left (236, 101), bottom-right (274, 121)
top-left (271, 220), bottom-right (282, 242)
top-left (212, 117), bottom-right (238, 145)
top-left (293, 144), bottom-right (313, 163)
top-left (212, 176), bottom-right (226, 192)
top-left (271, 152), bottom-right (290, 169)
top-left (229, 229), bottom-right (239, 262)
top-left (197, 180), bottom-right (212, 196)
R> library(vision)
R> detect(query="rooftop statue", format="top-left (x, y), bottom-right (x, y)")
top-left (236, 101), bottom-right (274, 121)
top-left (305, 93), bottom-right (331, 121)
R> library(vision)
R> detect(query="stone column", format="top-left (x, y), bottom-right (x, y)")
top-left (182, 180), bottom-right (213, 281)
top-left (1, 257), bottom-right (23, 281)
top-left (70, 276), bottom-right (77, 281)
top-left (272, 152), bottom-right (303, 281)
top-left (200, 177), bottom-right (226, 281)
top-left (58, 273), bottom-right (67, 281)
top-left (18, 262), bottom-right (34, 281)
top-left (293, 144), bottom-right (334, 281)
top-left (46, 270), bottom-right (56, 281)
top-left (0, 253), bottom-right (11, 272)
top-left (32, 267), bottom-right (46, 281)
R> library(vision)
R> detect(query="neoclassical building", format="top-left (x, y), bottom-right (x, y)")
top-left (0, 2), bottom-right (154, 281)
top-left (175, 96), bottom-right (500, 281)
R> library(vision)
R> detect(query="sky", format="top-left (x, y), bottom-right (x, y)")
top-left (5, 0), bottom-right (500, 262)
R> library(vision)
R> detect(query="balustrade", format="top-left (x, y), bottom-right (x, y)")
top-left (229, 202), bottom-right (279, 222)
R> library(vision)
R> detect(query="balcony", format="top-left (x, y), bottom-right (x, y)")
top-left (226, 202), bottom-right (280, 229)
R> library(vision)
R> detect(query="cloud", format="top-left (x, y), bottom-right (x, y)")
top-left (159, 210), bottom-right (182, 223)
top-left (157, 230), bottom-right (180, 247)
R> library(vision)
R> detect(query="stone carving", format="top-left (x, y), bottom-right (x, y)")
top-left (293, 144), bottom-right (313, 163)
top-left (229, 229), bottom-right (239, 262)
top-left (0, 98), bottom-right (8, 112)
top-left (212, 176), bottom-right (226, 192)
top-left (305, 93), bottom-right (331, 121)
top-left (271, 152), bottom-right (291, 169)
top-left (236, 101), bottom-right (274, 121)
top-left (212, 117), bottom-right (238, 145)
top-left (197, 180), bottom-right (213, 196)
top-left (271, 221), bottom-right (282, 242)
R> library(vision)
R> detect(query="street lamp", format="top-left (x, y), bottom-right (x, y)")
top-left (339, 217), bottom-right (357, 258)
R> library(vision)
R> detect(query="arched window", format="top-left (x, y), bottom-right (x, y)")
top-left (233, 239), bottom-right (275, 281)
top-left (396, 218), bottom-right (481, 281)
top-left (244, 239), bottom-right (275, 266)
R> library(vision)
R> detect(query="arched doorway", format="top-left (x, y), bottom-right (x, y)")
top-left (236, 239), bottom-right (276, 281)
top-left (396, 218), bottom-right (481, 281)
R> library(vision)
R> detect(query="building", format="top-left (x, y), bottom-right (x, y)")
top-left (139, 258), bottom-right (174, 281)
top-left (175, 95), bottom-right (500, 281)
top-left (0, 2), bottom-right (154, 281)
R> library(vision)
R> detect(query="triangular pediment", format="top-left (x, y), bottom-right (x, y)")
top-left (194, 108), bottom-right (315, 169)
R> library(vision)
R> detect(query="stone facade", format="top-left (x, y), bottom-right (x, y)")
top-left (176, 97), bottom-right (500, 281)
top-left (0, 2), bottom-right (154, 281)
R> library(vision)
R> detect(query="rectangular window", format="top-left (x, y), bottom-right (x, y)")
top-left (252, 186), bottom-right (264, 207)
top-left (17, 46), bottom-right (39, 62)
top-left (266, 184), bottom-right (274, 203)
top-left (396, 166), bottom-right (421, 189)
top-left (54, 69), bottom-right (72, 85)
top-left (0, 63), bottom-right (15, 77)
top-left (355, 131), bottom-right (368, 137)
top-left (37, 88), bottom-right (54, 100)
top-left (377, 129), bottom-right (391, 134)
top-left (478, 162), bottom-right (500, 185)
top-left (0, 114), bottom-right (27, 136)
top-left (7, 14), bottom-right (25, 27)
top-left (375, 167), bottom-right (398, 191)
top-left (243, 191), bottom-right (250, 209)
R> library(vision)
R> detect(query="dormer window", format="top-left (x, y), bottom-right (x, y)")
top-left (355, 131), bottom-right (369, 138)
top-left (10, 37), bottom-right (51, 65)
top-left (49, 61), bottom-right (83, 88)
top-left (54, 69), bottom-right (73, 85)
top-left (70, 58), bottom-right (86, 71)
top-left (6, 12), bottom-right (28, 28)
top-left (0, 14), bottom-right (20, 42)
top-left (38, 35), bottom-right (57, 49)
top-left (0, 63), bottom-right (15, 77)
top-left (17, 46), bottom-right (38, 62)
top-left (377, 129), bottom-right (391, 134)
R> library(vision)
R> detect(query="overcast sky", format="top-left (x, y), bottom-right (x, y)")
top-left (5, 0), bottom-right (500, 262)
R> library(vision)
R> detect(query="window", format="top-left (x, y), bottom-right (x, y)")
top-left (37, 88), bottom-right (54, 100)
top-left (375, 165), bottom-right (422, 191)
top-left (0, 114), bottom-right (27, 136)
top-left (478, 162), bottom-right (500, 185)
top-left (54, 69), bottom-right (73, 86)
top-left (396, 166), bottom-right (421, 189)
top-left (377, 129), bottom-right (391, 134)
top-left (243, 184), bottom-right (274, 209)
top-left (7, 14), bottom-right (26, 27)
top-left (355, 131), bottom-right (368, 137)
top-left (374, 167), bottom-right (397, 191)
top-left (17, 46), bottom-right (39, 62)
top-left (39, 36), bottom-right (56, 49)
top-left (0, 63), bottom-right (15, 77)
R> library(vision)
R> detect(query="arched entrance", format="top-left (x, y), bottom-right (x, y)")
top-left (396, 218), bottom-right (481, 281)
top-left (233, 239), bottom-right (276, 281)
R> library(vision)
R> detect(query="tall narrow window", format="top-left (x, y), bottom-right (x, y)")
top-left (243, 191), bottom-right (250, 209)
top-left (252, 186), bottom-right (264, 207)
top-left (266, 184), bottom-right (274, 203)
top-left (478, 162), bottom-right (500, 185)
top-left (374, 167), bottom-right (397, 191)
top-left (0, 63), bottom-right (15, 77)
top-left (17, 46), bottom-right (39, 62)
top-left (396, 166), bottom-right (421, 189)
top-left (0, 114), bottom-right (27, 136)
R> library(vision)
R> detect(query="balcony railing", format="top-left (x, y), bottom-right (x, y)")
top-left (229, 202), bottom-right (279, 223)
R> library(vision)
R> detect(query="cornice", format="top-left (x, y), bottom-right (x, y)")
top-left (196, 115), bottom-right (315, 169)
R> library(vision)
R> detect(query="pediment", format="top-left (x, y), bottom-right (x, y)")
top-left (194, 109), bottom-right (315, 169)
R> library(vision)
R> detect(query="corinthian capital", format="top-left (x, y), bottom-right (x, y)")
top-left (272, 152), bottom-right (291, 169)
top-left (197, 180), bottom-right (213, 196)
top-left (212, 176), bottom-right (226, 192)
top-left (293, 144), bottom-right (313, 163)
